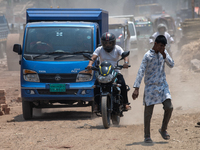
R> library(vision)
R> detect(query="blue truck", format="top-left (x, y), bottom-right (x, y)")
top-left (13, 8), bottom-right (108, 120)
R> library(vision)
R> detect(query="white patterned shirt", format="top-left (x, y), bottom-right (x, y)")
top-left (133, 49), bottom-right (174, 106)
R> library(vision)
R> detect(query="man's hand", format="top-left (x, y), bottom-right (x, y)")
top-left (123, 63), bottom-right (129, 69)
top-left (132, 88), bottom-right (139, 100)
top-left (86, 65), bottom-right (92, 70)
top-left (159, 48), bottom-right (166, 59)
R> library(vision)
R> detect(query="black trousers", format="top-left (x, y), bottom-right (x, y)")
top-left (94, 74), bottom-right (128, 105)
top-left (144, 99), bottom-right (173, 138)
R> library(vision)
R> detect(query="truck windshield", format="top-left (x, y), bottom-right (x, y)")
top-left (109, 27), bottom-right (124, 39)
top-left (24, 27), bottom-right (93, 55)
top-left (135, 23), bottom-right (153, 36)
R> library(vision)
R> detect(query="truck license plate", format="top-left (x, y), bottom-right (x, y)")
top-left (50, 84), bottom-right (66, 92)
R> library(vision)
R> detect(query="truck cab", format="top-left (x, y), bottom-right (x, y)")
top-left (13, 8), bottom-right (108, 120)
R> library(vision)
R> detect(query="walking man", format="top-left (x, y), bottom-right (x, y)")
top-left (132, 35), bottom-right (174, 143)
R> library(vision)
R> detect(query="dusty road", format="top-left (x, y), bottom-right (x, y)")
top-left (0, 47), bottom-right (200, 150)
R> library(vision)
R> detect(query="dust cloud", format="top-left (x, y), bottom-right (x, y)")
top-left (2, 0), bottom-right (200, 126)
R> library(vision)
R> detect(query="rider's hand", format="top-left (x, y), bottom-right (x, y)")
top-left (123, 63), bottom-right (129, 69)
top-left (159, 47), bottom-right (166, 59)
top-left (86, 65), bottom-right (92, 70)
top-left (132, 88), bottom-right (139, 100)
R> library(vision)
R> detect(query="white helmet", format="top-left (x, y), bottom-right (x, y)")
top-left (157, 24), bottom-right (167, 32)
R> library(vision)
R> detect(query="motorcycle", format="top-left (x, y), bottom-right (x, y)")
top-left (83, 51), bottom-right (130, 129)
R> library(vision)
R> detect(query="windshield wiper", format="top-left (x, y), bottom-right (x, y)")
top-left (33, 51), bottom-right (71, 59)
top-left (72, 51), bottom-right (92, 54)
top-left (54, 51), bottom-right (91, 60)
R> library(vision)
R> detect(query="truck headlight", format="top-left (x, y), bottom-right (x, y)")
top-left (23, 69), bottom-right (40, 82)
top-left (76, 70), bottom-right (93, 82)
top-left (97, 74), bottom-right (114, 83)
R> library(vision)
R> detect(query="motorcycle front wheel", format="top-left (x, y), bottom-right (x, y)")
top-left (101, 96), bottom-right (111, 129)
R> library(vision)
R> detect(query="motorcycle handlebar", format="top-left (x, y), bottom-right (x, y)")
top-left (86, 65), bottom-right (131, 71)
top-left (115, 65), bottom-right (131, 69)
top-left (85, 67), bottom-right (99, 71)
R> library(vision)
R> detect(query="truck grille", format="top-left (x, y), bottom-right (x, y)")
top-left (37, 89), bottom-right (78, 95)
top-left (38, 74), bottom-right (77, 83)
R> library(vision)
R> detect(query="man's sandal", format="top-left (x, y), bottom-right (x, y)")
top-left (159, 129), bottom-right (170, 140)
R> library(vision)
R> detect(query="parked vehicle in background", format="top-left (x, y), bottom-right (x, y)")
top-left (135, 16), bottom-right (153, 53)
top-left (123, 1), bottom-right (176, 40)
top-left (109, 15), bottom-right (138, 62)
top-left (0, 14), bottom-right (9, 59)
top-left (13, 8), bottom-right (108, 120)
top-left (135, 3), bottom-right (163, 16)
top-left (110, 15), bottom-right (137, 50)
top-left (109, 17), bottom-right (129, 51)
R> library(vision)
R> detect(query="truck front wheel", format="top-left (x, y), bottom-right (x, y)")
top-left (22, 99), bottom-right (33, 120)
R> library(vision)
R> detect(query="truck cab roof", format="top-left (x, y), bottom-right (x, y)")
top-left (26, 8), bottom-right (108, 35)
top-left (109, 18), bottom-right (128, 27)
top-left (26, 21), bottom-right (99, 28)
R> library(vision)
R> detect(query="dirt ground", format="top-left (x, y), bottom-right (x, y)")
top-left (0, 44), bottom-right (200, 150)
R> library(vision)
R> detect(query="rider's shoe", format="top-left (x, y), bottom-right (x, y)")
top-left (93, 104), bottom-right (99, 113)
top-left (123, 104), bottom-right (131, 111)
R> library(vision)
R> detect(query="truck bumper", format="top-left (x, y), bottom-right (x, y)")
top-left (21, 88), bottom-right (94, 102)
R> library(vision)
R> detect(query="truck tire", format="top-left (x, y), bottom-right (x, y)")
top-left (22, 98), bottom-right (33, 120)
top-left (6, 34), bottom-right (20, 71)
top-left (101, 96), bottom-right (111, 129)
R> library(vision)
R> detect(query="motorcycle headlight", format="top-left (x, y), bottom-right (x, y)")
top-left (23, 69), bottom-right (40, 82)
top-left (97, 74), bottom-right (114, 83)
top-left (76, 70), bottom-right (93, 82)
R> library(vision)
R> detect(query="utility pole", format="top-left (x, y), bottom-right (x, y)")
top-left (192, 0), bottom-right (195, 18)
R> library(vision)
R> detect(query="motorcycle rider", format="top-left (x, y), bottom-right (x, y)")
top-left (86, 32), bottom-right (131, 113)
top-left (149, 24), bottom-right (174, 57)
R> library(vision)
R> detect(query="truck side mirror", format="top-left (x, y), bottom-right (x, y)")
top-left (13, 44), bottom-right (22, 55)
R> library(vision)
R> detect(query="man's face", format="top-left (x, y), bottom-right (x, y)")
top-left (155, 42), bottom-right (165, 52)
top-left (159, 27), bottom-right (165, 34)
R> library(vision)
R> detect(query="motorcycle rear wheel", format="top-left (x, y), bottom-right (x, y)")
top-left (101, 96), bottom-right (111, 129)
